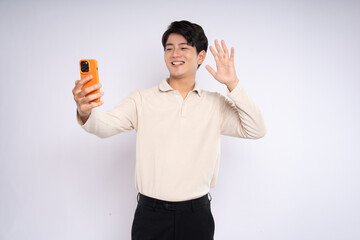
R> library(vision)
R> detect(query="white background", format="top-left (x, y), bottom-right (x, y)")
top-left (1, 0), bottom-right (359, 239)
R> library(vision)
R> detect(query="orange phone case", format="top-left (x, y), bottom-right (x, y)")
top-left (79, 59), bottom-right (100, 103)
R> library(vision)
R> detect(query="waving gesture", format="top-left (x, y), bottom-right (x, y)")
top-left (205, 40), bottom-right (239, 91)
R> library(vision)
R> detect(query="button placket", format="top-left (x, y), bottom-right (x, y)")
top-left (180, 101), bottom-right (186, 117)
top-left (180, 92), bottom-right (192, 117)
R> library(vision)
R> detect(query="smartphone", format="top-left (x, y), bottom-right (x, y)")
top-left (79, 59), bottom-right (100, 103)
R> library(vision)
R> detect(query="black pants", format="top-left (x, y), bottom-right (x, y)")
top-left (131, 193), bottom-right (215, 240)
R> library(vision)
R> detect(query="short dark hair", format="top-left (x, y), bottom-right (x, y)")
top-left (162, 20), bottom-right (208, 55)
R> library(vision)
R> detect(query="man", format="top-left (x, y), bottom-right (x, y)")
top-left (72, 20), bottom-right (266, 240)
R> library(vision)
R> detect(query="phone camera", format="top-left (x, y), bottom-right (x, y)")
top-left (80, 61), bottom-right (89, 72)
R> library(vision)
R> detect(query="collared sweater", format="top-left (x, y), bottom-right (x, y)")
top-left (78, 78), bottom-right (266, 201)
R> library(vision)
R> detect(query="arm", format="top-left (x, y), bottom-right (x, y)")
top-left (206, 40), bottom-right (266, 139)
top-left (219, 83), bottom-right (266, 139)
top-left (79, 90), bottom-right (140, 138)
top-left (72, 75), bottom-right (139, 138)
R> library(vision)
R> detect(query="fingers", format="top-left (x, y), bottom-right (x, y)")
top-left (230, 47), bottom-right (235, 62)
top-left (73, 75), bottom-right (93, 92)
top-left (73, 74), bottom-right (103, 117)
top-left (209, 46), bottom-right (219, 62)
top-left (78, 83), bottom-right (102, 98)
top-left (205, 65), bottom-right (216, 78)
top-left (210, 40), bottom-right (233, 60)
top-left (221, 40), bottom-right (229, 56)
top-left (79, 75), bottom-right (93, 85)
top-left (77, 92), bottom-right (104, 117)
top-left (86, 91), bottom-right (104, 103)
top-left (214, 40), bottom-right (223, 58)
top-left (73, 83), bottom-right (101, 102)
top-left (78, 100), bottom-right (104, 115)
top-left (90, 100), bottom-right (104, 108)
top-left (79, 91), bottom-right (104, 105)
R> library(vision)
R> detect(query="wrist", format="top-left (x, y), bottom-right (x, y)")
top-left (226, 78), bottom-right (239, 92)
top-left (77, 109), bottom-right (91, 123)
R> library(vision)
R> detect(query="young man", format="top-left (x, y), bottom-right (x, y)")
top-left (73, 20), bottom-right (266, 240)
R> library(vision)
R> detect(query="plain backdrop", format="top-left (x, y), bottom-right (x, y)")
top-left (1, 0), bottom-right (359, 239)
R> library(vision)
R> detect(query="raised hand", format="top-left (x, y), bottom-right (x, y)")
top-left (205, 40), bottom-right (239, 91)
top-left (72, 75), bottom-right (104, 123)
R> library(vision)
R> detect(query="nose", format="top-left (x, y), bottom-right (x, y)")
top-left (171, 47), bottom-right (181, 58)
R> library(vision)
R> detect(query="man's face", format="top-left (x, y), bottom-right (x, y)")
top-left (164, 33), bottom-right (205, 80)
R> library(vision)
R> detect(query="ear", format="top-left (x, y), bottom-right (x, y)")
top-left (197, 50), bottom-right (206, 65)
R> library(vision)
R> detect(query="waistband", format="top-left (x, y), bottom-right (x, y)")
top-left (137, 193), bottom-right (212, 211)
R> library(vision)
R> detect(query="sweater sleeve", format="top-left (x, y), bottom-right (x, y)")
top-left (219, 83), bottom-right (266, 139)
top-left (77, 89), bottom-right (141, 138)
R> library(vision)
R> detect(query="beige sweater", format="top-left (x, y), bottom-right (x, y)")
top-left (78, 78), bottom-right (266, 201)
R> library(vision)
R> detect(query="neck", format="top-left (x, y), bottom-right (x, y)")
top-left (168, 75), bottom-right (196, 93)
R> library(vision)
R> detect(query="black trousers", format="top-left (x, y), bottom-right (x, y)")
top-left (131, 193), bottom-right (215, 240)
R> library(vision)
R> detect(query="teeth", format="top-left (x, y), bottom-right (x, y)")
top-left (172, 62), bottom-right (184, 65)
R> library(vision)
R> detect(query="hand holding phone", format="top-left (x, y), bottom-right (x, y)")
top-left (72, 59), bottom-right (104, 123)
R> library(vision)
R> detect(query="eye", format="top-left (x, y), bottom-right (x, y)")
top-left (181, 48), bottom-right (188, 50)
top-left (165, 48), bottom-right (172, 51)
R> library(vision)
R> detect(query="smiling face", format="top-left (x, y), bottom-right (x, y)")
top-left (164, 33), bottom-right (206, 80)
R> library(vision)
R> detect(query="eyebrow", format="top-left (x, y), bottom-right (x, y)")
top-left (165, 43), bottom-right (190, 47)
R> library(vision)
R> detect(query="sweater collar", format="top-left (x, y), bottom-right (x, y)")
top-left (159, 78), bottom-right (202, 97)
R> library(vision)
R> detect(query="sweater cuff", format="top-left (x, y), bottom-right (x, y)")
top-left (226, 82), bottom-right (245, 100)
top-left (76, 110), bottom-right (85, 126)
top-left (76, 109), bottom-right (98, 130)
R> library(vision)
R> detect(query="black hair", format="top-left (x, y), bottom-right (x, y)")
top-left (162, 20), bottom-right (208, 56)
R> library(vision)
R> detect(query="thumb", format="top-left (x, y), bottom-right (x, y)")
top-left (205, 65), bottom-right (216, 78)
